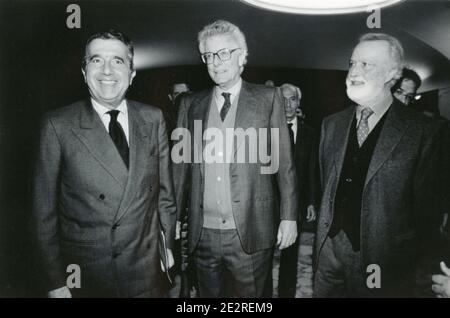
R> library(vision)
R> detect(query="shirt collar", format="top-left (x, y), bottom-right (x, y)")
top-left (91, 98), bottom-right (128, 116)
top-left (287, 116), bottom-right (298, 126)
top-left (215, 78), bottom-right (242, 100)
top-left (356, 93), bottom-right (392, 117)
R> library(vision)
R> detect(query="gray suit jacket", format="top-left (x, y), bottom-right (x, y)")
top-left (32, 99), bottom-right (176, 297)
top-left (315, 101), bottom-right (442, 290)
top-left (175, 82), bottom-right (299, 254)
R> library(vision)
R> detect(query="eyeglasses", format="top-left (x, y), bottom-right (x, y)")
top-left (395, 88), bottom-right (416, 101)
top-left (201, 48), bottom-right (242, 64)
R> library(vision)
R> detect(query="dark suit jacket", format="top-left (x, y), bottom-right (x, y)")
top-left (315, 101), bottom-right (442, 292)
top-left (175, 81), bottom-right (299, 254)
top-left (293, 121), bottom-right (320, 218)
top-left (32, 99), bottom-right (177, 297)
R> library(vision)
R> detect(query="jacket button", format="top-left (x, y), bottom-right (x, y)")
top-left (150, 186), bottom-right (153, 192)
top-left (345, 178), bottom-right (352, 183)
top-left (199, 204), bottom-right (203, 209)
top-left (99, 194), bottom-right (105, 200)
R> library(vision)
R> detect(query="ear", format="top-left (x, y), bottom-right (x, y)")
top-left (129, 70), bottom-right (136, 85)
top-left (81, 68), bottom-right (87, 83)
top-left (238, 50), bottom-right (247, 67)
top-left (385, 66), bottom-right (399, 84)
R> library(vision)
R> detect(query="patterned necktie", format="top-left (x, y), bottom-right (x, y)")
top-left (357, 107), bottom-right (374, 147)
top-left (288, 122), bottom-right (295, 145)
top-left (107, 110), bottom-right (129, 168)
top-left (220, 92), bottom-right (231, 121)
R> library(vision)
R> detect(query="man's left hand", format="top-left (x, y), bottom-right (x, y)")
top-left (432, 261), bottom-right (450, 298)
top-left (306, 205), bottom-right (317, 222)
top-left (277, 220), bottom-right (297, 250)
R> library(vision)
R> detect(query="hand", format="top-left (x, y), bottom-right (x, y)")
top-left (175, 221), bottom-right (181, 240)
top-left (306, 205), bottom-right (317, 222)
top-left (160, 248), bottom-right (175, 272)
top-left (277, 220), bottom-right (297, 250)
top-left (47, 286), bottom-right (72, 298)
top-left (432, 261), bottom-right (450, 298)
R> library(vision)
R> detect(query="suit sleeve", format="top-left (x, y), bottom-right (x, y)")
top-left (172, 96), bottom-right (191, 221)
top-left (157, 111), bottom-right (177, 249)
top-left (307, 128), bottom-right (321, 209)
top-left (413, 123), bottom-right (444, 241)
top-left (31, 115), bottom-right (66, 291)
top-left (271, 87), bottom-right (299, 221)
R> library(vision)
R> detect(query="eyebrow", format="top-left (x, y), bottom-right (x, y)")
top-left (87, 54), bottom-right (101, 61)
top-left (112, 56), bottom-right (125, 63)
top-left (87, 55), bottom-right (127, 63)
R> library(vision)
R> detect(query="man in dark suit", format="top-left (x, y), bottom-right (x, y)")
top-left (278, 83), bottom-right (319, 297)
top-left (174, 20), bottom-right (298, 297)
top-left (314, 33), bottom-right (442, 297)
top-left (32, 30), bottom-right (176, 298)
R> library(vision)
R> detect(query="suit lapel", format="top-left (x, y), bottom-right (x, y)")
top-left (73, 100), bottom-right (128, 188)
top-left (233, 82), bottom-right (258, 156)
top-left (114, 100), bottom-right (151, 222)
top-left (190, 91), bottom-right (212, 177)
top-left (364, 102), bottom-right (409, 187)
top-left (333, 107), bottom-right (355, 178)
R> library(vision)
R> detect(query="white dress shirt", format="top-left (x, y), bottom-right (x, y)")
top-left (91, 98), bottom-right (130, 144)
top-left (214, 78), bottom-right (242, 112)
top-left (355, 94), bottom-right (393, 133)
top-left (287, 116), bottom-right (298, 144)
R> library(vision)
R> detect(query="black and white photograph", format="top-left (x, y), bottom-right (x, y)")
top-left (0, 0), bottom-right (449, 301)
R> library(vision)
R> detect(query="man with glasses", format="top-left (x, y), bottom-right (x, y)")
top-left (393, 68), bottom-right (421, 107)
top-left (174, 20), bottom-right (298, 297)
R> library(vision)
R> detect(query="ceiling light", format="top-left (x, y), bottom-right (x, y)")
top-left (241, 0), bottom-right (405, 15)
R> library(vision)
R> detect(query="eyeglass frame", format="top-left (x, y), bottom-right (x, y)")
top-left (200, 48), bottom-right (242, 64)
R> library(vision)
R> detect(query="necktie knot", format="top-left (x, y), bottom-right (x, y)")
top-left (360, 107), bottom-right (374, 121)
top-left (221, 92), bottom-right (231, 104)
top-left (107, 110), bottom-right (120, 121)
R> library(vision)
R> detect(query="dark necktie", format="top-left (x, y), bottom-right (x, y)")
top-left (288, 122), bottom-right (295, 145)
top-left (220, 92), bottom-right (231, 121)
top-left (107, 110), bottom-right (129, 168)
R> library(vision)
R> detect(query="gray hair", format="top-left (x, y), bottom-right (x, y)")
top-left (358, 33), bottom-right (405, 81)
top-left (82, 29), bottom-right (134, 70)
top-left (198, 20), bottom-right (248, 63)
top-left (280, 83), bottom-right (302, 101)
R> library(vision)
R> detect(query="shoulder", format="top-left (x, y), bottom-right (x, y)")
top-left (128, 99), bottom-right (164, 121)
top-left (46, 100), bottom-right (84, 118)
top-left (396, 104), bottom-right (443, 138)
top-left (243, 82), bottom-right (276, 98)
top-left (322, 106), bottom-right (354, 129)
top-left (44, 100), bottom-right (87, 126)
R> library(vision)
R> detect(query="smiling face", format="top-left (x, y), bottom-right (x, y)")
top-left (82, 38), bottom-right (136, 109)
top-left (346, 40), bottom-right (397, 106)
top-left (201, 34), bottom-right (245, 90)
